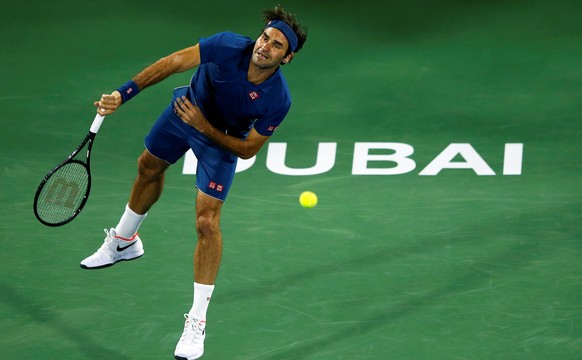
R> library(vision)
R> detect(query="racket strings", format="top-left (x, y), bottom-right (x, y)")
top-left (36, 162), bottom-right (89, 224)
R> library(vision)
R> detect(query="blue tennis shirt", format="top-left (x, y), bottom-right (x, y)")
top-left (187, 31), bottom-right (292, 139)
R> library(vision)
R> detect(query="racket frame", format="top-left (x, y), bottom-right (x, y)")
top-left (33, 113), bottom-right (104, 226)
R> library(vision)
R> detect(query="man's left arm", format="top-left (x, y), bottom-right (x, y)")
top-left (174, 96), bottom-right (270, 159)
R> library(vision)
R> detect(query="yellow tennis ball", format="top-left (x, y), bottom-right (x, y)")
top-left (299, 191), bottom-right (318, 208)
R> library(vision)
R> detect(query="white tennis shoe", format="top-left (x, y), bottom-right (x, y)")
top-left (80, 228), bottom-right (144, 269)
top-left (174, 314), bottom-right (206, 360)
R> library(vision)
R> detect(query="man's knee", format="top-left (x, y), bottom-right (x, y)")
top-left (196, 211), bottom-right (220, 239)
top-left (196, 192), bottom-right (223, 240)
top-left (137, 151), bottom-right (167, 180)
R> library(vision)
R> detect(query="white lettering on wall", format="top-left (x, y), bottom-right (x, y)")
top-left (266, 142), bottom-right (337, 176)
top-left (352, 142), bottom-right (416, 175)
top-left (503, 143), bottom-right (523, 175)
top-left (419, 143), bottom-right (495, 176)
top-left (182, 142), bottom-right (523, 176)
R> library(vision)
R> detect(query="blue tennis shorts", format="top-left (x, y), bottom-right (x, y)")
top-left (144, 91), bottom-right (237, 202)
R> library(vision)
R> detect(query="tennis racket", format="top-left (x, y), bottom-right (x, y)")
top-left (33, 113), bottom-right (105, 226)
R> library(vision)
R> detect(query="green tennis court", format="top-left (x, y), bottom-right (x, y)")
top-left (1, 0), bottom-right (580, 359)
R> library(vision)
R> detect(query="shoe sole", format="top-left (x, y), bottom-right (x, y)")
top-left (80, 254), bottom-right (144, 270)
top-left (174, 356), bottom-right (202, 360)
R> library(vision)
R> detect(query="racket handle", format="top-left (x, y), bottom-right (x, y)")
top-left (90, 113), bottom-right (105, 134)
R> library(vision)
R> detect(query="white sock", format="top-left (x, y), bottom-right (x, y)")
top-left (114, 204), bottom-right (147, 239)
top-left (189, 282), bottom-right (215, 321)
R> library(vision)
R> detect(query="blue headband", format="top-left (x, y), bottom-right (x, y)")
top-left (265, 20), bottom-right (298, 52)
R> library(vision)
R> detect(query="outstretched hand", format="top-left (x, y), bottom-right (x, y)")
top-left (94, 91), bottom-right (122, 115)
top-left (174, 96), bottom-right (209, 133)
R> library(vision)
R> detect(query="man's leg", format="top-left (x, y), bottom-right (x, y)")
top-left (128, 149), bottom-right (170, 214)
top-left (194, 190), bottom-right (223, 284)
top-left (114, 149), bottom-right (169, 237)
top-left (174, 191), bottom-right (223, 360)
top-left (80, 149), bottom-right (169, 269)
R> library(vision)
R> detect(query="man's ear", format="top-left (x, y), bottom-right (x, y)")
top-left (282, 52), bottom-right (295, 64)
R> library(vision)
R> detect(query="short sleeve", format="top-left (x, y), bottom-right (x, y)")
top-left (253, 105), bottom-right (290, 136)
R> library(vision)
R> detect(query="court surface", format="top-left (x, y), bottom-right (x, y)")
top-left (1, 1), bottom-right (581, 359)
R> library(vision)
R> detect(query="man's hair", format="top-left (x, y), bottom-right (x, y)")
top-left (262, 5), bottom-right (308, 59)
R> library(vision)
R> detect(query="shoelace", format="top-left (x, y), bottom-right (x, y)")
top-left (103, 228), bottom-right (114, 243)
top-left (179, 314), bottom-right (206, 344)
top-left (97, 229), bottom-right (116, 254)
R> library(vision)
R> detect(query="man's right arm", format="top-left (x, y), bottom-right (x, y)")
top-left (133, 44), bottom-right (201, 90)
top-left (96, 44), bottom-right (201, 115)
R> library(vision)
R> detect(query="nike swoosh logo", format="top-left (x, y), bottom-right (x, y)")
top-left (117, 241), bottom-right (137, 252)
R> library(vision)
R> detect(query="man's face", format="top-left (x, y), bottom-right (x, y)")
top-left (252, 27), bottom-right (294, 69)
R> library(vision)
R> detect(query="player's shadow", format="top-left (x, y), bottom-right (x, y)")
top-left (0, 283), bottom-right (132, 360)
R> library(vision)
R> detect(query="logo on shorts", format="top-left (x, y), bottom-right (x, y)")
top-left (209, 181), bottom-right (224, 192)
top-left (248, 91), bottom-right (260, 100)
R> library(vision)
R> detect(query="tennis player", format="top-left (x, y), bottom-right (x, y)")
top-left (79, 5), bottom-right (307, 360)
